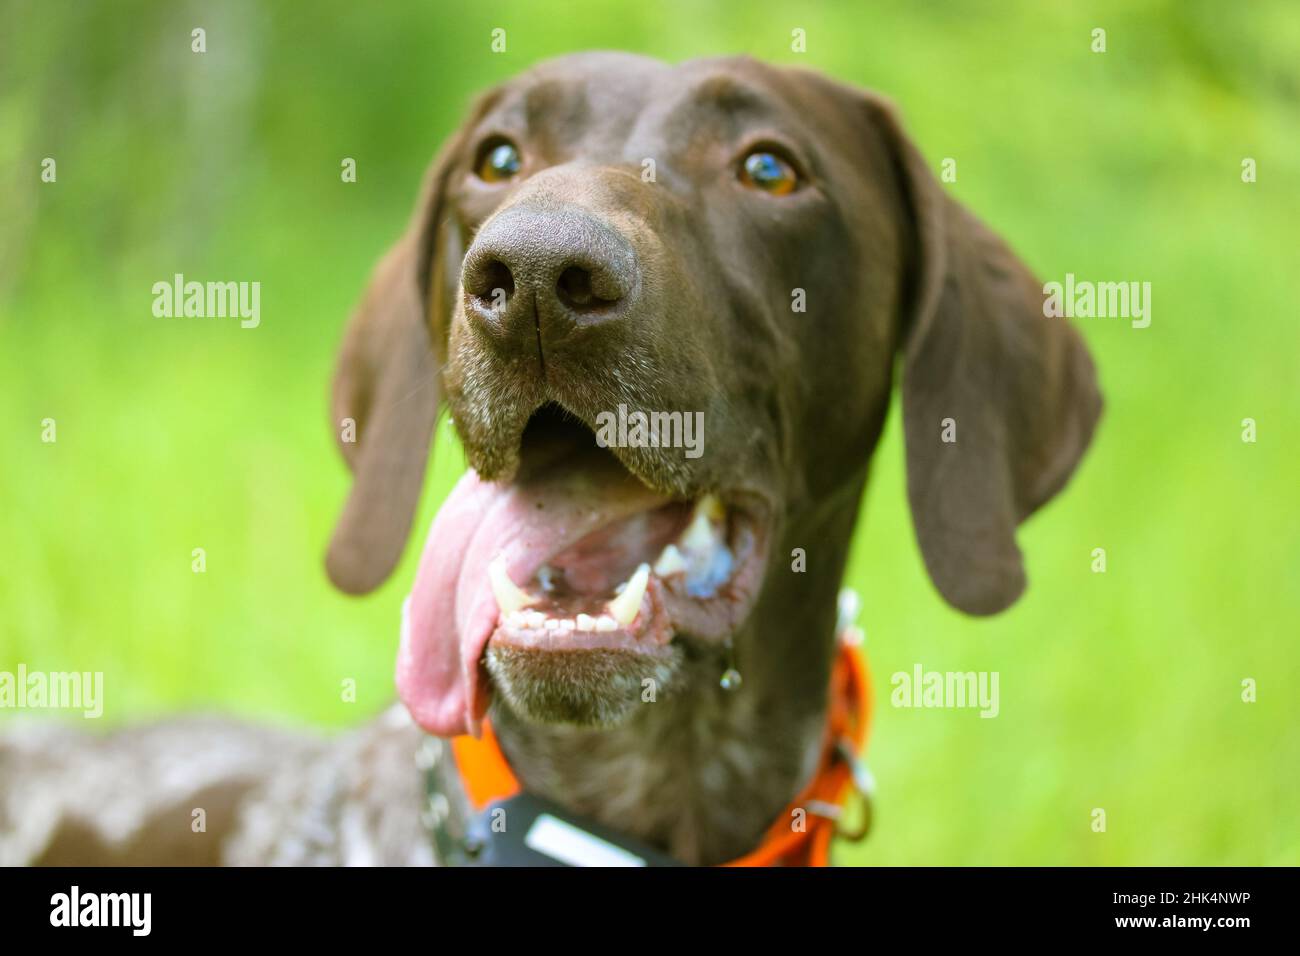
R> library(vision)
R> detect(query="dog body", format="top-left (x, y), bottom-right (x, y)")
top-left (1, 53), bottom-right (1099, 866)
top-left (0, 709), bottom-right (445, 865)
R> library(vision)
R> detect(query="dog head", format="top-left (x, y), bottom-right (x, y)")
top-left (326, 53), bottom-right (1100, 737)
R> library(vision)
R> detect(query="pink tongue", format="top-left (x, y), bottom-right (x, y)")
top-left (397, 445), bottom-right (669, 737)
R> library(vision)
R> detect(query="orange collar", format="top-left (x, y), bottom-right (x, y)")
top-left (450, 635), bottom-right (872, 866)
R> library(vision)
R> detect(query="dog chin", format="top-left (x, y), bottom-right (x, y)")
top-left (485, 643), bottom-right (685, 727)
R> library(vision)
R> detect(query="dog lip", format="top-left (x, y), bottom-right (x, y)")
top-left (460, 398), bottom-right (778, 518)
top-left (595, 441), bottom-right (779, 525)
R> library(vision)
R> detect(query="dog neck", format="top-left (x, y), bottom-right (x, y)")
top-left (489, 492), bottom-right (860, 865)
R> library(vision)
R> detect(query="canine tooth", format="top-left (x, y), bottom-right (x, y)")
top-left (653, 543), bottom-right (687, 577)
top-left (680, 494), bottom-right (725, 554)
top-left (488, 556), bottom-right (540, 616)
top-left (595, 615), bottom-right (618, 632)
top-left (576, 613), bottom-right (595, 632)
top-left (606, 563), bottom-right (650, 626)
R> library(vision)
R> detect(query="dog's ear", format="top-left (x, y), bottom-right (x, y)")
top-left (325, 105), bottom-right (486, 594)
top-left (866, 96), bottom-right (1102, 615)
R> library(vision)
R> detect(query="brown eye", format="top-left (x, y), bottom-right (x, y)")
top-left (739, 150), bottom-right (798, 195)
top-left (475, 139), bottom-right (522, 183)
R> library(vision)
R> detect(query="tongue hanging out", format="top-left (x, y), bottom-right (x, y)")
top-left (397, 434), bottom-right (742, 738)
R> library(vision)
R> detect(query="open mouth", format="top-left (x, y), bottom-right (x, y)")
top-left (489, 476), bottom-right (750, 650)
top-left (397, 405), bottom-right (769, 737)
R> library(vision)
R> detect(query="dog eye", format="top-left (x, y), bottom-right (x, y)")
top-left (739, 150), bottom-right (798, 195)
top-left (475, 139), bottom-right (522, 183)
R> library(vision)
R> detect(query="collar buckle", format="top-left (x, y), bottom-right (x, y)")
top-left (831, 736), bottom-right (875, 843)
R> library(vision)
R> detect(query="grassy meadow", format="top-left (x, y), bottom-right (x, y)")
top-left (1, 0), bottom-right (1296, 864)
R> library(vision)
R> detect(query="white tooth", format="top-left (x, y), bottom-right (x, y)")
top-left (526, 610), bottom-right (545, 629)
top-left (576, 613), bottom-right (595, 632)
top-left (489, 555), bottom-right (539, 616)
top-left (596, 615), bottom-right (618, 632)
top-left (680, 494), bottom-right (725, 554)
top-left (544, 618), bottom-right (560, 630)
top-left (559, 618), bottom-right (575, 632)
top-left (606, 563), bottom-right (650, 627)
top-left (653, 543), bottom-right (687, 577)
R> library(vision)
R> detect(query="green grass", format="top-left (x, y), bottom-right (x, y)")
top-left (2, 0), bottom-right (1297, 864)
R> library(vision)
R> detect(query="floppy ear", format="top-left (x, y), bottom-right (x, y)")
top-left (325, 129), bottom-right (472, 594)
top-left (867, 96), bottom-right (1102, 615)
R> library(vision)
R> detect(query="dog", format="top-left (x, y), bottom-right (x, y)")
top-left (0, 52), bottom-right (1100, 866)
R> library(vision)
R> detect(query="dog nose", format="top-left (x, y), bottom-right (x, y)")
top-left (461, 205), bottom-right (639, 346)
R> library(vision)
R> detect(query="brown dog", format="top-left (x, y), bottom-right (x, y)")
top-left (1, 53), bottom-right (1099, 866)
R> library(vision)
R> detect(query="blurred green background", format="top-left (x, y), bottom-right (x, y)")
top-left (2, 0), bottom-right (1297, 865)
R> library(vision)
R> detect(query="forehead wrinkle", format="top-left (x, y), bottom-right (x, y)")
top-left (643, 74), bottom-right (779, 148)
top-left (689, 74), bottom-right (770, 114)
top-left (522, 78), bottom-right (585, 131)
top-left (483, 78), bottom-right (593, 161)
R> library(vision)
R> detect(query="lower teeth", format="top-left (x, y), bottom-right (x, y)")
top-left (509, 610), bottom-right (618, 633)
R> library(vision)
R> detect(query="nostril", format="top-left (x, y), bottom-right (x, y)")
top-left (468, 259), bottom-right (515, 310)
top-left (557, 266), bottom-right (594, 308)
top-left (556, 265), bottom-right (620, 312)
